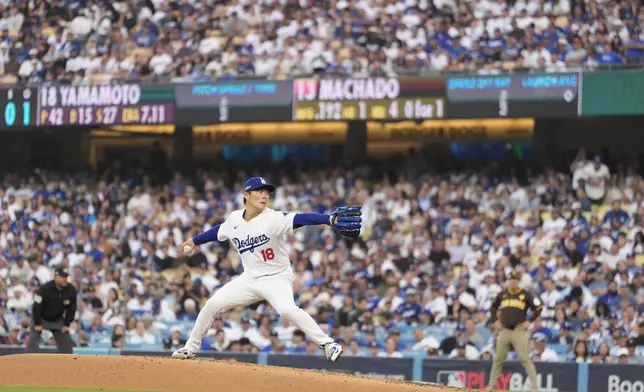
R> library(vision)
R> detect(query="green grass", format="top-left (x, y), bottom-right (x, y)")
top-left (0, 388), bottom-right (151, 392)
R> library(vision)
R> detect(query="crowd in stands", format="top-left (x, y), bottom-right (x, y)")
top-left (0, 147), bottom-right (643, 365)
top-left (0, 0), bottom-right (643, 85)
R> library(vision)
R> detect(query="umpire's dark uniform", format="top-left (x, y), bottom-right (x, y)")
top-left (26, 268), bottom-right (77, 354)
top-left (487, 271), bottom-right (542, 392)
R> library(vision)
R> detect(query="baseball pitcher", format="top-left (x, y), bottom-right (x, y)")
top-left (172, 176), bottom-right (361, 362)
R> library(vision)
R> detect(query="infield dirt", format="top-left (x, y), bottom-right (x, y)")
top-left (0, 354), bottom-right (449, 392)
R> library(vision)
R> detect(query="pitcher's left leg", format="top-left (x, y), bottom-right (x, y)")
top-left (259, 275), bottom-right (341, 361)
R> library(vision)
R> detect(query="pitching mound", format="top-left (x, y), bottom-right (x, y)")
top-left (0, 354), bottom-right (448, 392)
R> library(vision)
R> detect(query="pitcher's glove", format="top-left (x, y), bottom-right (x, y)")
top-left (330, 206), bottom-right (362, 240)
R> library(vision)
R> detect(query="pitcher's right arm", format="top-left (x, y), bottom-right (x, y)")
top-left (182, 217), bottom-right (233, 255)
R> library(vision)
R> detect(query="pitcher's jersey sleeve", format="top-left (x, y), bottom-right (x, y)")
top-left (270, 209), bottom-right (296, 237)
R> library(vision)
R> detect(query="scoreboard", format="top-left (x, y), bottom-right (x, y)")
top-left (38, 84), bottom-right (175, 126)
top-left (0, 87), bottom-right (37, 128)
top-left (292, 77), bottom-right (447, 121)
top-left (0, 73), bottom-right (585, 130)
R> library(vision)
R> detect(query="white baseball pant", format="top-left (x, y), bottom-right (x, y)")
top-left (184, 272), bottom-right (334, 352)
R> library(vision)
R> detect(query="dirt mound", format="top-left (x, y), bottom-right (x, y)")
top-left (0, 354), bottom-right (448, 392)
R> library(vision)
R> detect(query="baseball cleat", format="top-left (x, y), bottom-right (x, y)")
top-left (171, 348), bottom-right (196, 360)
top-left (324, 342), bottom-right (343, 362)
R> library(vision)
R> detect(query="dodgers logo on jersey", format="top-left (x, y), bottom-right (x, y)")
top-left (232, 234), bottom-right (271, 254)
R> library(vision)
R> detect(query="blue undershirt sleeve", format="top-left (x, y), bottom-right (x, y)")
top-left (293, 213), bottom-right (332, 229)
top-left (193, 224), bottom-right (221, 245)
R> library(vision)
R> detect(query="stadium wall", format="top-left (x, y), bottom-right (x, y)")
top-left (1, 346), bottom-right (641, 392)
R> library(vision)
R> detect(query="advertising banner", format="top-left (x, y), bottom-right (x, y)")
top-left (587, 364), bottom-right (644, 392)
top-left (0, 346), bottom-right (57, 355)
top-left (267, 354), bottom-right (414, 381)
top-left (581, 70), bottom-right (644, 116)
top-left (422, 359), bottom-right (577, 392)
top-left (366, 118), bottom-right (534, 142)
top-left (192, 122), bottom-right (347, 144)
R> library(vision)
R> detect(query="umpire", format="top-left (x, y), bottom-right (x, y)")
top-left (26, 267), bottom-right (77, 354)
top-left (487, 270), bottom-right (542, 392)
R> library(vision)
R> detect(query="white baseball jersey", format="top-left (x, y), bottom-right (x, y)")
top-left (582, 162), bottom-right (610, 199)
top-left (217, 208), bottom-right (296, 278)
top-left (183, 207), bottom-right (336, 352)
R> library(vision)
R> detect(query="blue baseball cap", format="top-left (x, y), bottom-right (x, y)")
top-left (243, 177), bottom-right (275, 193)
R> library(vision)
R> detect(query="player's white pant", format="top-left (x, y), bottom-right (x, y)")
top-left (184, 271), bottom-right (334, 352)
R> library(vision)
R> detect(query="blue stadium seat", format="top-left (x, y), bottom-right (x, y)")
top-left (89, 342), bottom-right (112, 349)
top-left (549, 344), bottom-right (570, 356)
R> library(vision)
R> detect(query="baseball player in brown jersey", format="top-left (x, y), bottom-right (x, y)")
top-left (487, 270), bottom-right (543, 392)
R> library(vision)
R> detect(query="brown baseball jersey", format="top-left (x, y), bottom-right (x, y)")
top-left (490, 288), bottom-right (543, 329)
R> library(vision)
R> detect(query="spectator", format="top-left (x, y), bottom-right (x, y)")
top-left (394, 288), bottom-right (423, 323)
top-left (306, 340), bottom-right (321, 356)
top-left (425, 284), bottom-right (448, 323)
top-left (632, 322), bottom-right (644, 346)
top-left (581, 156), bottom-right (611, 204)
top-left (274, 317), bottom-right (296, 343)
top-left (344, 339), bottom-right (362, 357)
top-left (409, 328), bottom-right (440, 352)
top-left (626, 338), bottom-right (644, 364)
top-left (531, 333), bottom-right (559, 362)
top-left (285, 330), bottom-right (307, 355)
top-left (268, 332), bottom-right (285, 354)
top-left (4, 325), bottom-right (21, 345)
top-left (367, 341), bottom-right (381, 357)
top-left (377, 337), bottom-right (403, 359)
top-left (464, 320), bottom-right (486, 348)
top-left (592, 342), bottom-right (614, 364)
top-left (127, 320), bottom-right (155, 345)
top-left (570, 340), bottom-right (591, 363)
top-left (164, 326), bottom-right (187, 351)
top-left (111, 325), bottom-right (125, 349)
top-left (439, 324), bottom-right (466, 355)
top-left (337, 296), bottom-right (359, 327)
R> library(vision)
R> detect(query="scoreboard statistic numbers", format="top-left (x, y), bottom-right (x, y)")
top-left (0, 87), bottom-right (37, 128)
top-left (445, 72), bottom-right (580, 118)
top-left (293, 78), bottom-right (445, 121)
top-left (174, 81), bottom-right (293, 124)
top-left (38, 84), bottom-right (175, 126)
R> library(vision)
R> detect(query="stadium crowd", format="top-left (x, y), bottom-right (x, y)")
top-left (0, 147), bottom-right (643, 365)
top-left (0, 0), bottom-right (643, 85)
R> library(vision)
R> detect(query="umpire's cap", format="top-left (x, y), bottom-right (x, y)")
top-left (54, 267), bottom-right (69, 278)
top-left (507, 270), bottom-right (521, 280)
top-left (243, 177), bottom-right (275, 193)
